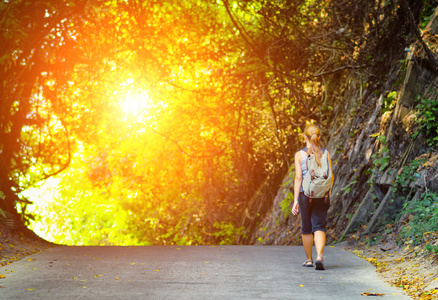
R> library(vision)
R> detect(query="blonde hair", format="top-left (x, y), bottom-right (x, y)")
top-left (305, 124), bottom-right (322, 167)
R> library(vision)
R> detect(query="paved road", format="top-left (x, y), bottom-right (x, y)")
top-left (1, 245), bottom-right (411, 299)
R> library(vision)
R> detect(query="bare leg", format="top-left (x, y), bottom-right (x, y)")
top-left (302, 233), bottom-right (314, 262)
top-left (314, 230), bottom-right (326, 261)
top-left (314, 231), bottom-right (326, 270)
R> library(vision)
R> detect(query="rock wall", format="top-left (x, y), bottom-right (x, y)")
top-left (251, 8), bottom-right (438, 245)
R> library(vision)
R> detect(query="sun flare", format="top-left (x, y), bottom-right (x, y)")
top-left (119, 89), bottom-right (151, 119)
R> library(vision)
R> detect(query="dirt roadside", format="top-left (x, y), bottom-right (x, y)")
top-left (0, 222), bottom-right (54, 269)
top-left (345, 232), bottom-right (438, 300)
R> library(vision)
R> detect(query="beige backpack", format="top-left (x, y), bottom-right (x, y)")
top-left (302, 148), bottom-right (332, 201)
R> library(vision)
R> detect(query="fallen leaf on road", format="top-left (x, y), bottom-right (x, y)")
top-left (299, 285), bottom-right (304, 287)
top-left (361, 292), bottom-right (385, 296)
top-left (26, 258), bottom-right (34, 261)
top-left (0, 274), bottom-right (5, 279)
top-left (27, 288), bottom-right (35, 291)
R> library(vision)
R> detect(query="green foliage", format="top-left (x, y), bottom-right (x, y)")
top-left (412, 97), bottom-right (438, 146)
top-left (280, 192), bottom-right (293, 218)
top-left (212, 222), bottom-right (245, 245)
top-left (367, 134), bottom-right (390, 189)
top-left (426, 243), bottom-right (438, 255)
top-left (342, 176), bottom-right (358, 195)
top-left (373, 135), bottom-right (390, 172)
top-left (381, 91), bottom-right (397, 114)
top-left (392, 159), bottom-right (426, 194)
top-left (399, 192), bottom-right (438, 245)
top-left (420, 1), bottom-right (436, 29)
top-left (280, 173), bottom-right (294, 218)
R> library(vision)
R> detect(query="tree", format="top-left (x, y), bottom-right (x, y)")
top-left (5, 0), bottom-right (402, 244)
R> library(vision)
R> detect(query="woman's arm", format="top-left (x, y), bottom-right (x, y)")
top-left (292, 151), bottom-right (303, 215)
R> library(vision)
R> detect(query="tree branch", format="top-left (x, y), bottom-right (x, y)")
top-left (400, 0), bottom-right (438, 72)
top-left (312, 64), bottom-right (370, 77)
top-left (150, 128), bottom-right (229, 159)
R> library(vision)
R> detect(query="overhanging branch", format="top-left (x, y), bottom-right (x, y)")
top-left (312, 65), bottom-right (370, 77)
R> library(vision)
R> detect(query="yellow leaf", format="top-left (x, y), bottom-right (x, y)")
top-left (155, 269), bottom-right (159, 272)
top-left (27, 288), bottom-right (35, 291)
top-left (0, 274), bottom-right (5, 279)
top-left (27, 258), bottom-right (34, 261)
top-left (115, 277), bottom-right (119, 280)
top-left (130, 263), bottom-right (136, 265)
top-left (204, 261), bottom-right (209, 264)
top-left (361, 292), bottom-right (385, 296)
top-left (299, 285), bottom-right (304, 287)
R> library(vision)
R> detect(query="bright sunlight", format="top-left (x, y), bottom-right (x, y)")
top-left (119, 89), bottom-right (151, 120)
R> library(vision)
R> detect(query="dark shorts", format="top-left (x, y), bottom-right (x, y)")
top-left (298, 192), bottom-right (330, 234)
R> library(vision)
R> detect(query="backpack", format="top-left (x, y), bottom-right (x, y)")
top-left (302, 148), bottom-right (332, 202)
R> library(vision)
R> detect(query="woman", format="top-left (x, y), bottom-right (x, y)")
top-left (291, 124), bottom-right (333, 271)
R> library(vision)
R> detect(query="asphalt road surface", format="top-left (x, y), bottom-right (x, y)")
top-left (0, 245), bottom-right (412, 299)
